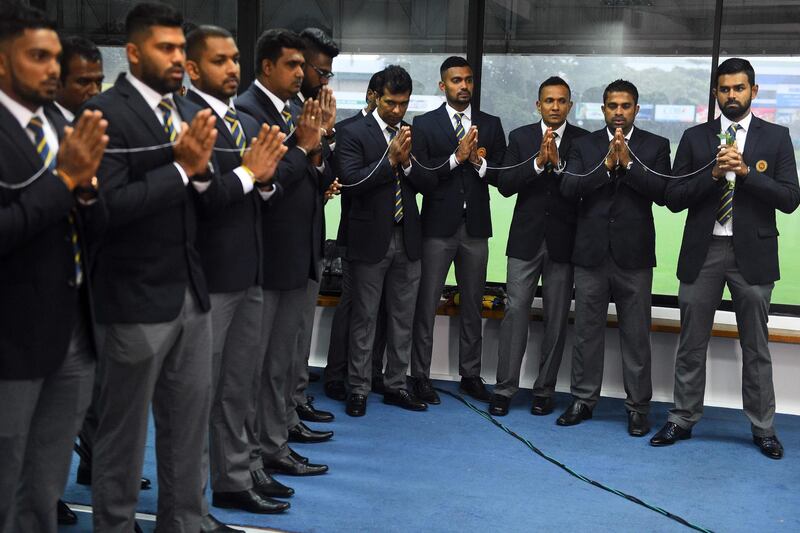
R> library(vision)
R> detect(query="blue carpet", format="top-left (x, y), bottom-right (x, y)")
top-left (61, 373), bottom-right (800, 533)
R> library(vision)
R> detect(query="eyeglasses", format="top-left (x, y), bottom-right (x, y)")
top-left (308, 63), bottom-right (335, 80)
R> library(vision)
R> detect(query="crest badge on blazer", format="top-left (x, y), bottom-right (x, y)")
top-left (755, 160), bottom-right (768, 173)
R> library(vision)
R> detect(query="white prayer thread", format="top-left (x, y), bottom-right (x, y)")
top-left (338, 144), bottom-right (391, 188)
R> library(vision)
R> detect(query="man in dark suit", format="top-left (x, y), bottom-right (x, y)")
top-left (337, 65), bottom-right (435, 417)
top-left (324, 71), bottom-right (389, 402)
top-left (410, 56), bottom-right (506, 404)
top-left (558, 79), bottom-right (670, 437)
top-left (651, 58), bottom-right (800, 459)
top-left (185, 25), bottom-right (292, 526)
top-left (83, 4), bottom-right (225, 531)
top-left (490, 77), bottom-right (589, 417)
top-left (53, 35), bottom-right (103, 123)
top-left (0, 4), bottom-right (108, 531)
top-left (236, 28), bottom-right (333, 477)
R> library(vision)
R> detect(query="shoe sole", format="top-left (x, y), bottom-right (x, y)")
top-left (212, 500), bottom-right (290, 514)
top-left (383, 399), bottom-right (427, 411)
top-left (649, 433), bottom-right (692, 447)
top-left (556, 411), bottom-right (592, 426)
top-left (489, 409), bottom-right (508, 416)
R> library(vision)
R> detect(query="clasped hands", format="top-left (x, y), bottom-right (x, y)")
top-left (712, 142), bottom-right (748, 180)
top-left (604, 128), bottom-right (631, 171)
top-left (56, 110), bottom-right (109, 192)
top-left (455, 125), bottom-right (481, 166)
top-left (388, 126), bottom-right (412, 168)
top-left (535, 127), bottom-right (560, 169)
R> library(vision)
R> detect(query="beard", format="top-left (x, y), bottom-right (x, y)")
top-left (139, 59), bottom-right (183, 95)
top-left (10, 69), bottom-right (55, 108)
top-left (721, 97), bottom-right (752, 120)
top-left (301, 79), bottom-right (321, 99)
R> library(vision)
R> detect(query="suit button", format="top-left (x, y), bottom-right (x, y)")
top-left (610, 218), bottom-right (616, 223)
top-left (546, 191), bottom-right (551, 196)
top-left (545, 211), bottom-right (550, 216)
top-left (68, 279), bottom-right (76, 288)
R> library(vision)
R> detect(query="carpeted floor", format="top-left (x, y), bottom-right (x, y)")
top-left (61, 374), bottom-right (800, 533)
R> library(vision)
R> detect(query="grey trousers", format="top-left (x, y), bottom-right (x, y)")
top-left (324, 256), bottom-right (387, 384)
top-left (495, 244), bottom-right (574, 398)
top-left (0, 314), bottom-right (94, 533)
top-left (668, 237), bottom-right (776, 437)
top-left (200, 287), bottom-right (263, 515)
top-left (411, 222), bottom-right (488, 379)
top-left (256, 285), bottom-right (308, 461)
top-left (349, 227), bottom-right (421, 395)
top-left (290, 261), bottom-right (323, 426)
top-left (570, 256), bottom-right (653, 414)
top-left (92, 290), bottom-right (212, 533)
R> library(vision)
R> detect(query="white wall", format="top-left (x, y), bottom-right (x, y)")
top-left (308, 305), bottom-right (800, 416)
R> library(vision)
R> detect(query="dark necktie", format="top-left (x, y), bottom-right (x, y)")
top-left (224, 106), bottom-right (246, 156)
top-left (454, 112), bottom-right (466, 140)
top-left (717, 123), bottom-right (741, 226)
top-left (281, 104), bottom-right (295, 133)
top-left (158, 97), bottom-right (177, 141)
top-left (387, 126), bottom-right (403, 223)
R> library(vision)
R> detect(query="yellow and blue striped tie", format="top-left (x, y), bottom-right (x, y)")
top-left (28, 116), bottom-right (82, 286)
top-left (224, 106), bottom-right (246, 156)
top-left (387, 126), bottom-right (403, 223)
top-left (281, 104), bottom-right (295, 133)
top-left (717, 123), bottom-right (741, 226)
top-left (158, 97), bottom-right (178, 141)
top-left (454, 112), bottom-right (466, 140)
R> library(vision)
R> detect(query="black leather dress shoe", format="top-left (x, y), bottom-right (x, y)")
top-left (288, 447), bottom-right (309, 464)
top-left (556, 399), bottom-right (593, 426)
top-left (346, 393), bottom-right (367, 417)
top-left (627, 411), bottom-right (651, 437)
top-left (200, 513), bottom-right (245, 532)
top-left (371, 377), bottom-right (386, 395)
top-left (649, 422), bottom-right (692, 446)
top-left (297, 401), bottom-right (334, 423)
top-left (324, 380), bottom-right (347, 401)
top-left (309, 370), bottom-right (320, 382)
top-left (459, 376), bottom-right (491, 402)
top-left (412, 376), bottom-right (441, 405)
top-left (489, 394), bottom-right (510, 416)
top-left (530, 396), bottom-right (554, 416)
top-left (252, 468), bottom-right (294, 498)
top-left (264, 454), bottom-right (328, 476)
top-left (753, 435), bottom-right (784, 460)
top-left (212, 488), bottom-right (289, 514)
top-left (288, 422), bottom-right (333, 443)
top-left (383, 389), bottom-right (428, 411)
top-left (77, 465), bottom-right (151, 490)
top-left (57, 500), bottom-right (77, 525)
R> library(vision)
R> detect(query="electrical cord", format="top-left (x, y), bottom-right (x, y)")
top-left (434, 387), bottom-right (715, 533)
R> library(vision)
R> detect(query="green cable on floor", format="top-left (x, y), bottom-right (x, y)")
top-left (435, 388), bottom-right (715, 533)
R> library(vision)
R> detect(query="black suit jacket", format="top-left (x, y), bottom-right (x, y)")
top-left (666, 116), bottom-right (799, 284)
top-left (186, 90), bottom-right (263, 293)
top-left (84, 73), bottom-right (221, 323)
top-left (236, 82), bottom-right (333, 290)
top-left (412, 104), bottom-right (506, 238)
top-left (333, 110), bottom-right (368, 246)
top-left (336, 112), bottom-right (435, 263)
top-left (499, 121), bottom-right (589, 262)
top-left (0, 105), bottom-right (104, 378)
top-left (560, 127), bottom-right (670, 269)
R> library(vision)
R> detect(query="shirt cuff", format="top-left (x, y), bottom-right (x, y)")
top-left (533, 158), bottom-right (545, 175)
top-left (315, 161), bottom-right (326, 174)
top-left (192, 180), bottom-right (211, 193)
top-left (234, 166), bottom-right (255, 194)
top-left (449, 153), bottom-right (459, 171)
top-left (174, 162), bottom-right (190, 186)
top-left (402, 162), bottom-right (412, 176)
top-left (476, 157), bottom-right (488, 178)
top-left (258, 186), bottom-right (276, 200)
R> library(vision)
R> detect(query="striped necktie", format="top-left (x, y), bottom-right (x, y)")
top-left (281, 104), bottom-right (295, 133)
top-left (224, 106), bottom-right (246, 156)
top-left (454, 112), bottom-right (466, 140)
top-left (716, 123), bottom-right (741, 226)
top-left (158, 97), bottom-right (177, 141)
top-left (387, 126), bottom-right (403, 223)
top-left (28, 116), bottom-right (82, 286)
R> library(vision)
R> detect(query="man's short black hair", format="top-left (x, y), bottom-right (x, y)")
top-left (376, 65), bottom-right (412, 97)
top-left (186, 25), bottom-right (233, 62)
top-left (299, 27), bottom-right (338, 59)
top-left (538, 76), bottom-right (571, 100)
top-left (125, 2), bottom-right (183, 42)
top-left (603, 79), bottom-right (639, 104)
top-left (439, 56), bottom-right (471, 78)
top-left (0, 1), bottom-right (54, 44)
top-left (716, 57), bottom-right (755, 87)
top-left (366, 70), bottom-right (383, 101)
top-left (59, 35), bottom-right (102, 82)
top-left (254, 28), bottom-right (305, 73)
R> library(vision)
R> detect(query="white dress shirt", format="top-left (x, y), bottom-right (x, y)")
top-left (533, 119), bottom-right (568, 175)
top-left (0, 88), bottom-right (60, 155)
top-left (714, 112), bottom-right (752, 236)
top-left (54, 101), bottom-right (75, 123)
top-left (445, 103), bottom-right (487, 178)
top-left (372, 110), bottom-right (412, 176)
